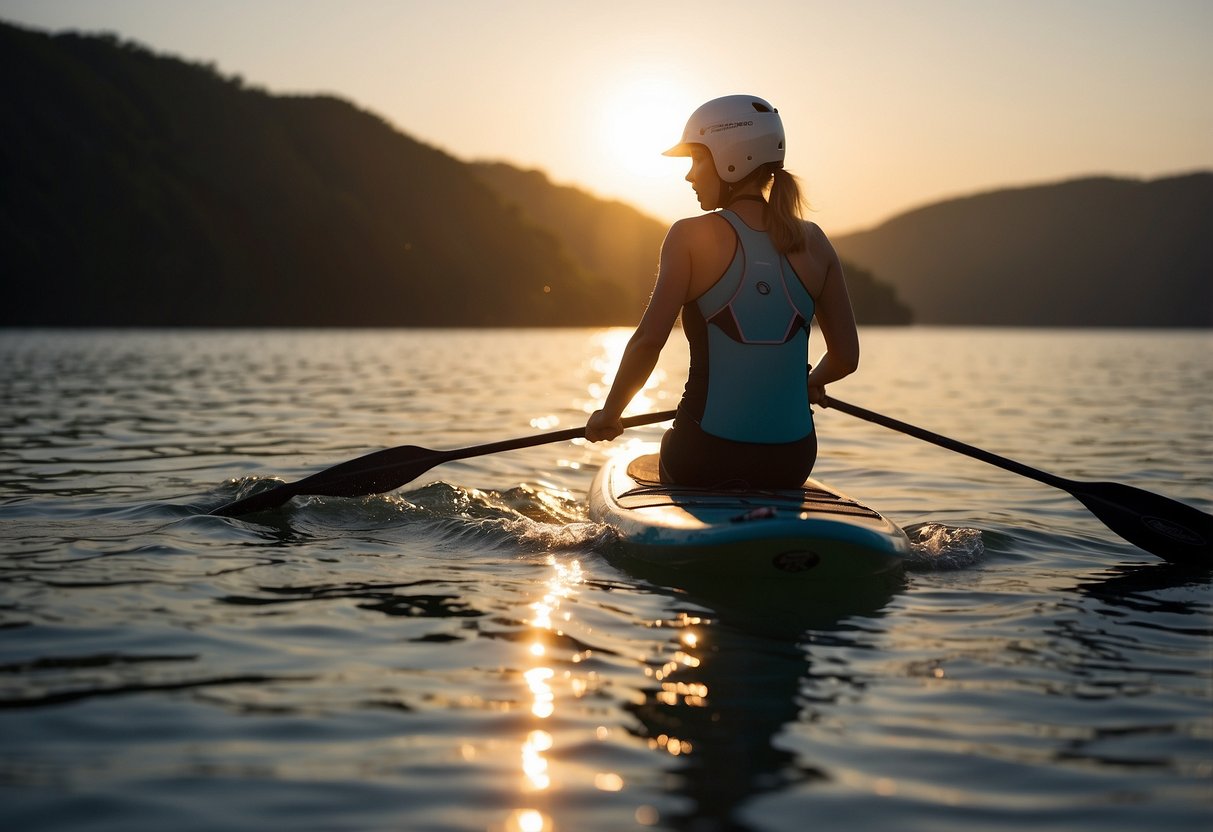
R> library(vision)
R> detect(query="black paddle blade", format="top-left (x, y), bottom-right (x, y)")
top-left (826, 397), bottom-right (1211, 565)
top-left (290, 445), bottom-right (449, 497)
top-left (208, 483), bottom-right (296, 517)
top-left (209, 445), bottom-right (449, 518)
top-left (1070, 480), bottom-right (1212, 565)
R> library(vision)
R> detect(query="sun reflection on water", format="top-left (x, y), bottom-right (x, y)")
top-left (521, 728), bottom-right (553, 791)
top-left (524, 666), bottom-right (555, 720)
top-left (510, 556), bottom-right (602, 824)
top-left (638, 612), bottom-right (710, 757)
top-left (505, 558), bottom-right (586, 830)
top-left (521, 557), bottom-right (581, 776)
top-left (586, 328), bottom-right (670, 418)
top-left (507, 558), bottom-right (720, 826)
top-left (501, 807), bottom-right (551, 832)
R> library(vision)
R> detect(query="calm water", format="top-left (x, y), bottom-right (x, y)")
top-left (1, 327), bottom-right (1210, 832)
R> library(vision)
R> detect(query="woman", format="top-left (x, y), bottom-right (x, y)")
top-left (585, 94), bottom-right (859, 488)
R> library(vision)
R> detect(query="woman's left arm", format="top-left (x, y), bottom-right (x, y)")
top-left (806, 225), bottom-right (859, 404)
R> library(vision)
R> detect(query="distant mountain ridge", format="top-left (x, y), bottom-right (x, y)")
top-left (7, 20), bottom-right (1202, 329)
top-left (0, 21), bottom-right (914, 327)
top-left (471, 163), bottom-right (667, 321)
top-left (1, 22), bottom-right (618, 326)
top-left (833, 173), bottom-right (1212, 326)
top-left (471, 162), bottom-right (914, 325)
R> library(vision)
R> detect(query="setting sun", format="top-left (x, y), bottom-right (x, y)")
top-left (596, 76), bottom-right (689, 180)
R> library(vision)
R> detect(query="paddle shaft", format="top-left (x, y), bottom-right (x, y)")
top-left (211, 410), bottom-right (676, 517)
top-left (438, 410), bottom-right (677, 462)
top-left (825, 396), bottom-right (1212, 563)
top-left (826, 397), bottom-right (1068, 488)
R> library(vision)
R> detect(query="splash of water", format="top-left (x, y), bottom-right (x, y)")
top-left (241, 479), bottom-right (616, 554)
top-left (905, 522), bottom-right (986, 570)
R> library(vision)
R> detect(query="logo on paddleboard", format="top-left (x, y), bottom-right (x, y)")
top-left (772, 550), bottom-right (820, 573)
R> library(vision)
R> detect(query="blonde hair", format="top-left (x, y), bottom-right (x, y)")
top-left (763, 165), bottom-right (807, 255)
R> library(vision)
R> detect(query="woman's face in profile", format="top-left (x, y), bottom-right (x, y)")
top-left (685, 146), bottom-right (721, 211)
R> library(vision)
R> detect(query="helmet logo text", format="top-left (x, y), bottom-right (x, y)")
top-left (700, 120), bottom-right (755, 136)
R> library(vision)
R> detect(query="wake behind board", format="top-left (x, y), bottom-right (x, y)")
top-left (589, 447), bottom-right (911, 582)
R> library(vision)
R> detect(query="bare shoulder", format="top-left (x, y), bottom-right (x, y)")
top-left (666, 214), bottom-right (728, 245)
top-left (663, 214), bottom-right (736, 298)
top-left (787, 221), bottom-right (842, 300)
top-left (663, 214), bottom-right (733, 265)
top-left (802, 220), bottom-right (838, 258)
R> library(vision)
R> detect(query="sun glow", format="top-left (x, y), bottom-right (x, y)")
top-left (596, 76), bottom-right (689, 181)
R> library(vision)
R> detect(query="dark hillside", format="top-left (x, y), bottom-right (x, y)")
top-left (472, 163), bottom-right (667, 320)
top-left (0, 20), bottom-right (911, 327)
top-left (473, 163), bottom-right (914, 325)
top-left (834, 174), bottom-right (1212, 327)
top-left (1, 22), bottom-right (616, 326)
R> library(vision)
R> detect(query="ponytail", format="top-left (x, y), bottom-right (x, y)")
top-left (764, 165), bottom-right (807, 255)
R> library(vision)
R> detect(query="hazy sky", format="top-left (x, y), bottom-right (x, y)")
top-left (4, 0), bottom-right (1210, 233)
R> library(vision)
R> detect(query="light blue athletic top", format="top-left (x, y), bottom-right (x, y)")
top-left (679, 210), bottom-right (816, 443)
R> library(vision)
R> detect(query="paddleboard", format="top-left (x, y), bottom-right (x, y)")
top-left (589, 446), bottom-right (911, 582)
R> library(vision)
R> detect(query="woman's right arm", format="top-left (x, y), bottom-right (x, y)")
top-left (585, 221), bottom-right (695, 442)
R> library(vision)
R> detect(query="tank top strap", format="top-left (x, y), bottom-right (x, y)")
top-left (697, 209), bottom-right (781, 318)
top-left (700, 210), bottom-right (814, 333)
top-left (716, 209), bottom-right (780, 262)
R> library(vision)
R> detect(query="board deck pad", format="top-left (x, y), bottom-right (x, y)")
top-left (622, 453), bottom-right (882, 520)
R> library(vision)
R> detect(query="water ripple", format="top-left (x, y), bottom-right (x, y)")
top-left (2, 328), bottom-right (1210, 831)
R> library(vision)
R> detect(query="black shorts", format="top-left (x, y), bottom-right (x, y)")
top-left (658, 416), bottom-right (818, 489)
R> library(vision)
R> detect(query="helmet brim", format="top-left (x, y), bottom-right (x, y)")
top-left (661, 142), bottom-right (696, 158)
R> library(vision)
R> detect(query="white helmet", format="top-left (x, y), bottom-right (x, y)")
top-left (663, 94), bottom-right (785, 183)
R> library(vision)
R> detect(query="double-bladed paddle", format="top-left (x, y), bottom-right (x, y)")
top-left (825, 397), bottom-right (1211, 564)
top-left (210, 410), bottom-right (677, 518)
top-left (212, 396), bottom-right (1209, 563)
